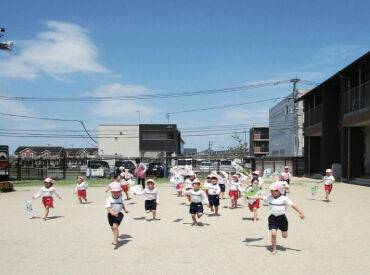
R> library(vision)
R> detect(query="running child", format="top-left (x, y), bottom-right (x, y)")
top-left (176, 176), bottom-right (184, 197)
top-left (184, 172), bottom-right (196, 202)
top-left (133, 179), bottom-right (160, 221)
top-left (284, 166), bottom-right (291, 184)
top-left (218, 171), bottom-right (228, 199)
top-left (32, 178), bottom-right (62, 221)
top-left (120, 172), bottom-right (130, 200)
top-left (74, 176), bottom-right (88, 204)
top-left (247, 182), bottom-right (305, 255)
top-left (317, 168), bottom-right (335, 201)
top-left (251, 171), bottom-right (264, 189)
top-left (246, 179), bottom-right (260, 223)
top-left (276, 172), bottom-right (290, 196)
top-left (204, 175), bottom-right (212, 197)
top-left (106, 183), bottom-right (129, 246)
top-left (229, 174), bottom-right (243, 208)
top-left (105, 173), bottom-right (121, 193)
top-left (184, 179), bottom-right (210, 226)
top-left (206, 176), bottom-right (221, 215)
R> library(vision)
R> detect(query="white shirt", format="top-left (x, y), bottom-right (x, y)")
top-left (206, 183), bottom-right (221, 195)
top-left (218, 177), bottom-right (227, 185)
top-left (185, 179), bottom-right (194, 189)
top-left (263, 195), bottom-right (294, 216)
top-left (277, 180), bottom-right (288, 195)
top-left (323, 175), bottom-right (335, 185)
top-left (75, 182), bottom-right (88, 192)
top-left (136, 188), bottom-right (159, 202)
top-left (120, 179), bottom-right (128, 186)
top-left (203, 180), bottom-right (212, 190)
top-left (105, 196), bottom-right (124, 213)
top-left (229, 181), bottom-right (243, 192)
top-left (34, 186), bottom-right (60, 198)
top-left (184, 189), bottom-right (209, 204)
top-left (285, 172), bottom-right (291, 180)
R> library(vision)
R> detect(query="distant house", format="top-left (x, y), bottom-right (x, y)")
top-left (13, 146), bottom-right (65, 168)
top-left (64, 148), bottom-right (98, 167)
top-left (184, 148), bottom-right (197, 156)
top-left (249, 126), bottom-right (269, 157)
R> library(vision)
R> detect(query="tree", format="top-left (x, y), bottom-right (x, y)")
top-left (227, 135), bottom-right (248, 162)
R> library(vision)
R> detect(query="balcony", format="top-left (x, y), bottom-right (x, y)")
top-left (254, 146), bottom-right (269, 153)
top-left (254, 134), bottom-right (269, 140)
top-left (343, 81), bottom-right (370, 115)
top-left (304, 104), bottom-right (322, 128)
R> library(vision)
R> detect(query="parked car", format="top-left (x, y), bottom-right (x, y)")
top-left (86, 160), bottom-right (110, 178)
top-left (219, 159), bottom-right (234, 172)
top-left (199, 161), bottom-right (213, 172)
top-left (147, 161), bottom-right (165, 178)
top-left (115, 160), bottom-right (136, 174)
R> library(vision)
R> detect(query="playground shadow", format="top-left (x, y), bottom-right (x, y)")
top-left (242, 237), bottom-right (264, 243)
top-left (246, 243), bottom-right (302, 252)
top-left (182, 222), bottom-right (210, 227)
top-left (47, 216), bottom-right (65, 220)
top-left (114, 234), bottom-right (133, 250)
top-left (173, 218), bottom-right (183, 223)
top-left (133, 216), bottom-right (146, 220)
top-left (128, 202), bottom-right (137, 205)
top-left (242, 217), bottom-right (255, 221)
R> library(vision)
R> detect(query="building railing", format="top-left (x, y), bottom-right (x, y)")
top-left (254, 146), bottom-right (269, 153)
top-left (343, 81), bottom-right (370, 114)
top-left (304, 104), bottom-right (322, 127)
top-left (254, 134), bottom-right (269, 140)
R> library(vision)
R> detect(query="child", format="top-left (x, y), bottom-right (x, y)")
top-left (218, 171), bottom-right (228, 199)
top-left (184, 179), bottom-right (210, 226)
top-left (317, 169), bottom-right (335, 201)
top-left (176, 177), bottom-right (184, 197)
top-left (229, 174), bottom-right (243, 208)
top-left (251, 171), bottom-right (264, 189)
top-left (204, 175), bottom-right (212, 197)
top-left (246, 179), bottom-right (260, 222)
top-left (74, 176), bottom-right (88, 204)
top-left (120, 172), bottom-right (130, 200)
top-left (206, 176), bottom-right (221, 215)
top-left (106, 183), bottom-right (129, 246)
top-left (277, 172), bottom-right (290, 196)
top-left (32, 178), bottom-right (62, 221)
top-left (284, 166), bottom-right (291, 184)
top-left (247, 182), bottom-right (305, 255)
top-left (184, 173), bottom-right (196, 202)
top-left (134, 179), bottom-right (160, 221)
top-left (105, 174), bottom-right (121, 193)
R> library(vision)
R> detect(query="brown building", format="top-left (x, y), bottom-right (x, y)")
top-left (13, 146), bottom-right (65, 168)
top-left (249, 126), bottom-right (269, 157)
top-left (298, 51), bottom-right (370, 185)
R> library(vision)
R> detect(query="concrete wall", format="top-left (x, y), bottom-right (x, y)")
top-left (269, 89), bottom-right (308, 157)
top-left (98, 125), bottom-right (140, 158)
top-left (364, 127), bottom-right (370, 173)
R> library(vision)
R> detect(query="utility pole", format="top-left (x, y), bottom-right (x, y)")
top-left (290, 78), bottom-right (300, 157)
top-left (208, 141), bottom-right (213, 173)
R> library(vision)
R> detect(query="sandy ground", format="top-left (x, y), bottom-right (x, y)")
top-left (1, 180), bottom-right (370, 275)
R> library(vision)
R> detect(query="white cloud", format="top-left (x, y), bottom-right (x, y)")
top-left (90, 83), bottom-right (159, 119)
top-left (0, 21), bottom-right (107, 80)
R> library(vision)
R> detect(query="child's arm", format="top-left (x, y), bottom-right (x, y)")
top-left (107, 207), bottom-right (118, 217)
top-left (32, 188), bottom-right (43, 199)
top-left (156, 190), bottom-right (159, 205)
top-left (122, 203), bottom-right (129, 213)
top-left (201, 191), bottom-right (210, 207)
top-left (317, 179), bottom-right (324, 184)
top-left (105, 186), bottom-right (110, 192)
top-left (74, 185), bottom-right (77, 194)
top-left (53, 188), bottom-right (62, 199)
top-left (291, 205), bottom-right (305, 219)
top-left (246, 195), bottom-right (264, 200)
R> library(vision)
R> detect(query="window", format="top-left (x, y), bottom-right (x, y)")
top-left (30, 153), bottom-right (33, 158)
top-left (22, 153), bottom-right (26, 158)
top-left (45, 153), bottom-right (49, 158)
top-left (142, 132), bottom-right (169, 140)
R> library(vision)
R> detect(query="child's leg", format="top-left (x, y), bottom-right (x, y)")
top-left (215, 206), bottom-right (219, 215)
top-left (325, 189), bottom-right (330, 200)
top-left (111, 224), bottom-right (119, 245)
top-left (191, 214), bottom-right (197, 225)
top-left (78, 197), bottom-right (83, 204)
top-left (282, 231), bottom-right (288, 238)
top-left (146, 210), bottom-right (150, 214)
top-left (230, 198), bottom-right (234, 207)
top-left (43, 207), bottom-right (50, 220)
top-left (197, 212), bottom-right (203, 219)
top-left (234, 199), bottom-right (238, 208)
top-left (220, 192), bottom-right (224, 199)
top-left (125, 191), bottom-right (130, 200)
top-left (210, 205), bottom-right (214, 212)
top-left (271, 229), bottom-right (278, 255)
top-left (152, 210), bottom-right (157, 220)
top-left (253, 208), bottom-right (258, 222)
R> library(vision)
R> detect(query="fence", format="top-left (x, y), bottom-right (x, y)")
top-left (9, 156), bottom-right (304, 180)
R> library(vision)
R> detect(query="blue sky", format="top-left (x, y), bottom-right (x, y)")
top-left (1, 0), bottom-right (369, 154)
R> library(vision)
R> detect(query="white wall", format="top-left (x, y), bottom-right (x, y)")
top-left (98, 125), bottom-right (140, 158)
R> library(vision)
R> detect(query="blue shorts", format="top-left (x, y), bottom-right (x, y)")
top-left (107, 212), bottom-right (124, 226)
top-left (268, 214), bottom-right (288, 232)
top-left (145, 199), bottom-right (157, 211)
top-left (219, 184), bottom-right (226, 192)
top-left (189, 202), bottom-right (203, 215)
top-left (208, 194), bottom-right (220, 206)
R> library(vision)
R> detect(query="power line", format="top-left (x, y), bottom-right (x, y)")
top-left (0, 79), bottom-right (308, 102)
top-left (0, 112), bottom-right (97, 144)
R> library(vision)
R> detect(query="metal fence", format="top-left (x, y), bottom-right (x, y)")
top-left (343, 81), bottom-right (370, 114)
